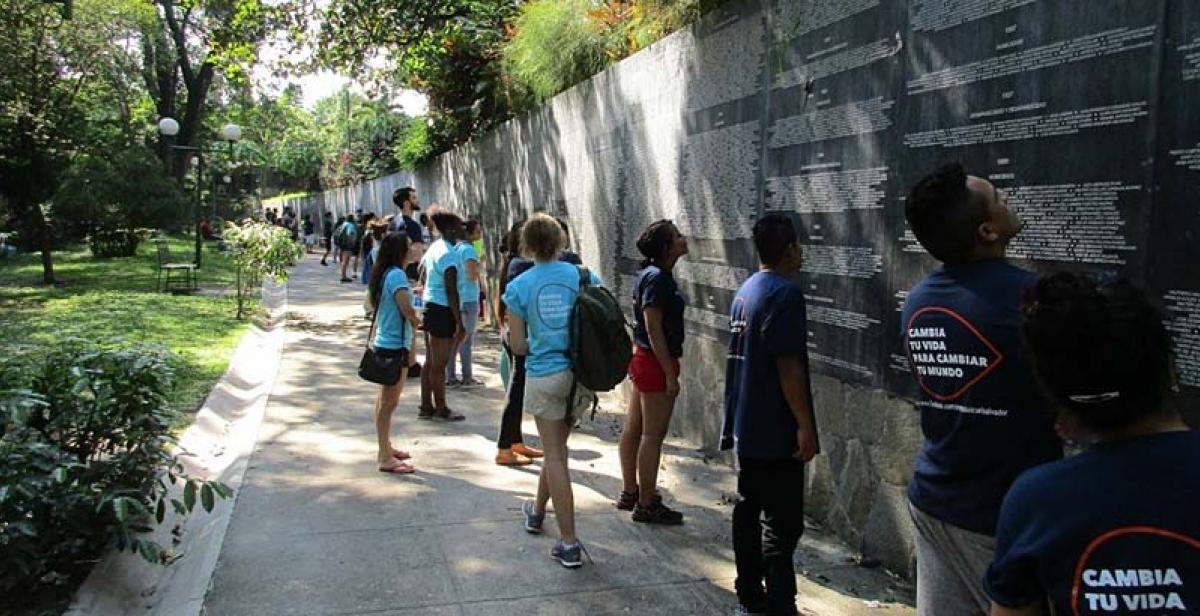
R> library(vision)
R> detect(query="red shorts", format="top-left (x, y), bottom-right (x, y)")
top-left (628, 347), bottom-right (681, 393)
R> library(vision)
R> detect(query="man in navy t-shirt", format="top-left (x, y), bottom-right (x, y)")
top-left (389, 187), bottom-right (425, 279)
top-left (901, 164), bottom-right (1061, 615)
top-left (985, 273), bottom-right (1199, 615)
top-left (721, 214), bottom-right (819, 616)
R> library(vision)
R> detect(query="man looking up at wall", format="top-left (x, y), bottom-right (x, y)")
top-left (901, 164), bottom-right (1062, 616)
top-left (721, 213), bottom-right (819, 616)
top-left (389, 187), bottom-right (425, 279)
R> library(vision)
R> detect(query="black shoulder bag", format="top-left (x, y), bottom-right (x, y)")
top-left (358, 288), bottom-right (409, 386)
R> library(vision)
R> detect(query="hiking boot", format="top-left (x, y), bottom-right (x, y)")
top-left (417, 406), bottom-right (437, 421)
top-left (522, 500), bottom-right (544, 534)
top-left (550, 540), bottom-right (591, 569)
top-left (432, 407), bottom-right (465, 422)
top-left (615, 487), bottom-right (639, 511)
top-left (511, 443), bottom-right (543, 459)
top-left (632, 497), bottom-right (684, 525)
top-left (496, 449), bottom-right (534, 466)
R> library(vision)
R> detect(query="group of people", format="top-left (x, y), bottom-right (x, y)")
top-left (346, 167), bottom-right (1198, 615)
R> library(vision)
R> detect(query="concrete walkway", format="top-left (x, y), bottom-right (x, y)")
top-left (203, 254), bottom-right (914, 615)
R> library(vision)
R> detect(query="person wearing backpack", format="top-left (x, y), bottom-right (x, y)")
top-left (503, 214), bottom-right (613, 569)
top-left (338, 214), bottom-right (360, 283)
top-left (617, 220), bottom-right (689, 525)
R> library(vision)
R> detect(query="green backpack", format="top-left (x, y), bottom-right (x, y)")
top-left (566, 266), bottom-right (633, 418)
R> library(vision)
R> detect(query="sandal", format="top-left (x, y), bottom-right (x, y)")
top-left (391, 450), bottom-right (412, 460)
top-left (378, 461), bottom-right (416, 474)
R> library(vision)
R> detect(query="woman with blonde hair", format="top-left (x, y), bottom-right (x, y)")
top-left (502, 213), bottom-right (602, 568)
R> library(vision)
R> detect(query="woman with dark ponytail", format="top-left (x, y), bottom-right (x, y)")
top-left (616, 220), bottom-right (689, 525)
top-left (367, 232), bottom-right (421, 474)
top-left (984, 273), bottom-right (1199, 615)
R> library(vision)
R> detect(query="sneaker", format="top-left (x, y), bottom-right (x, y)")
top-left (615, 487), bottom-right (639, 511)
top-left (522, 500), bottom-right (544, 534)
top-left (632, 497), bottom-right (684, 525)
top-left (432, 407), bottom-right (465, 422)
top-left (417, 406), bottom-right (437, 421)
top-left (446, 378), bottom-right (462, 387)
top-left (550, 540), bottom-right (592, 569)
top-left (340, 277), bottom-right (352, 283)
top-left (320, 259), bottom-right (328, 266)
top-left (460, 377), bottom-right (484, 388)
top-left (733, 606), bottom-right (768, 616)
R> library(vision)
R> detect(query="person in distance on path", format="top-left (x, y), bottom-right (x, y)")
top-left (901, 163), bottom-right (1061, 616)
top-left (337, 214), bottom-right (360, 283)
top-left (366, 233), bottom-right (421, 474)
top-left (504, 214), bottom-right (603, 569)
top-left (722, 214), bottom-right (820, 616)
top-left (617, 220), bottom-right (690, 525)
top-left (985, 273), bottom-right (1199, 615)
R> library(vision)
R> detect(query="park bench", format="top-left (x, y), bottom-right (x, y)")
top-left (155, 240), bottom-right (197, 292)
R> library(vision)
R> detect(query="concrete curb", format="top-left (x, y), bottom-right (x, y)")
top-left (67, 279), bottom-right (289, 616)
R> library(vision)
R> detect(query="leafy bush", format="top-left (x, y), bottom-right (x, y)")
top-left (398, 119), bottom-right (435, 169)
top-left (0, 341), bottom-right (230, 594)
top-left (502, 0), bottom-right (611, 103)
top-left (223, 220), bottom-right (304, 318)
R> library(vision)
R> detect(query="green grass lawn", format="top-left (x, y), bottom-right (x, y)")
top-left (0, 236), bottom-right (259, 421)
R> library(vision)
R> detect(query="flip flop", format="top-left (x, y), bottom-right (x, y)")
top-left (392, 450), bottom-right (412, 461)
top-left (378, 462), bottom-right (416, 474)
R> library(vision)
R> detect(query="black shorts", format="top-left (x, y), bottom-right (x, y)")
top-left (423, 303), bottom-right (456, 339)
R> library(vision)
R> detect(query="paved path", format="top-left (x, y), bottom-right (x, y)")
top-left (203, 254), bottom-right (914, 615)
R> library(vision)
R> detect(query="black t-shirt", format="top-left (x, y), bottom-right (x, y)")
top-left (322, 218), bottom-right (334, 238)
top-left (303, 220), bottom-right (314, 235)
top-left (631, 265), bottom-right (686, 358)
top-left (986, 430), bottom-right (1200, 614)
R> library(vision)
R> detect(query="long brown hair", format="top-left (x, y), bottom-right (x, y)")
top-left (368, 233), bottom-right (411, 309)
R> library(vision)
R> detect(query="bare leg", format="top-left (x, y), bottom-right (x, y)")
top-left (534, 416), bottom-right (575, 543)
top-left (618, 392), bottom-right (644, 493)
top-left (374, 379), bottom-right (408, 467)
top-left (637, 392), bottom-right (676, 507)
top-left (426, 336), bottom-right (454, 408)
top-left (420, 333), bottom-right (434, 409)
top-left (535, 458), bottom-right (551, 514)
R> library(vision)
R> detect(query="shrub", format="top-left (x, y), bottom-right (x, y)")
top-left (223, 220), bottom-right (304, 319)
top-left (502, 0), bottom-right (611, 103)
top-left (0, 341), bottom-right (230, 594)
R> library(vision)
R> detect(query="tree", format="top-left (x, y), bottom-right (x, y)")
top-left (0, 0), bottom-right (148, 283)
top-left (313, 0), bottom-right (520, 155)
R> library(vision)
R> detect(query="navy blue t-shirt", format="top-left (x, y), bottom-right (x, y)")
top-left (632, 265), bottom-right (686, 358)
top-left (986, 430), bottom-right (1200, 613)
top-left (901, 259), bottom-right (1061, 535)
top-left (721, 271), bottom-right (817, 459)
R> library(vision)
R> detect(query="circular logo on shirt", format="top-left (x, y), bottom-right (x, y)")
top-left (534, 283), bottom-right (576, 330)
top-left (1070, 526), bottom-right (1200, 615)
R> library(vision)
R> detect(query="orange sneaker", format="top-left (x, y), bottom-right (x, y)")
top-left (511, 443), bottom-right (544, 458)
top-left (495, 449), bottom-right (534, 466)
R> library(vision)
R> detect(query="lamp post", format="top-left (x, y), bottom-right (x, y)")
top-left (158, 118), bottom-right (242, 268)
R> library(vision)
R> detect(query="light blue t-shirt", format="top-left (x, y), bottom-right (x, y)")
top-left (374, 267), bottom-right (414, 350)
top-left (455, 241), bottom-right (481, 306)
top-left (501, 260), bottom-right (603, 377)
top-left (421, 238), bottom-right (460, 307)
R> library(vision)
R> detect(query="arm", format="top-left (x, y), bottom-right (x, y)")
top-left (775, 355), bottom-right (818, 462)
top-left (507, 313), bottom-right (529, 356)
top-left (643, 307), bottom-right (679, 396)
top-left (466, 257), bottom-right (481, 283)
top-left (497, 256), bottom-right (511, 322)
top-left (393, 288), bottom-right (420, 327)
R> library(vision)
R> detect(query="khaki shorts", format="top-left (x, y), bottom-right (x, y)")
top-left (524, 370), bottom-right (593, 421)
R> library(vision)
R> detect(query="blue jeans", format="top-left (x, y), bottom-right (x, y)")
top-left (447, 302), bottom-right (479, 381)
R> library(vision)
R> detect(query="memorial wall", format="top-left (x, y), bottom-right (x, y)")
top-left (412, 0), bottom-right (1199, 575)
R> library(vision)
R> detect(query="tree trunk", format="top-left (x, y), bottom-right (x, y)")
top-left (35, 207), bottom-right (55, 285)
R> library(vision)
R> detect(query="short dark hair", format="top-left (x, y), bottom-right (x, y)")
top-left (753, 214), bottom-right (798, 267)
top-left (465, 219), bottom-right (480, 235)
top-left (906, 163), bottom-right (989, 263)
top-left (1021, 273), bottom-right (1176, 432)
top-left (393, 187), bottom-right (415, 208)
top-left (430, 211), bottom-right (463, 234)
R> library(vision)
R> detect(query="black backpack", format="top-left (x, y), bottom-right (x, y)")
top-left (566, 267), bottom-right (632, 418)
